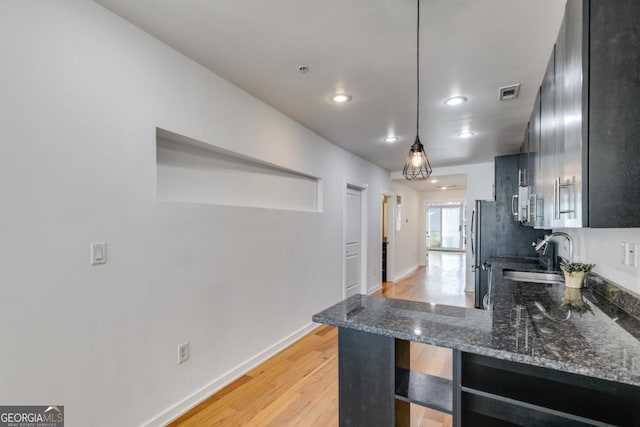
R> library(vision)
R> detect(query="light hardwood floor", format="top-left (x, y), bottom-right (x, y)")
top-left (170, 252), bottom-right (471, 427)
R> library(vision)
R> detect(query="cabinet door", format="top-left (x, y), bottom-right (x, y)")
top-left (559, 0), bottom-right (586, 227)
top-left (530, 90), bottom-right (542, 228)
top-left (517, 126), bottom-right (530, 225)
top-left (553, 6), bottom-right (584, 229)
top-left (519, 126), bottom-right (528, 188)
top-left (539, 46), bottom-right (558, 229)
top-left (588, 0), bottom-right (640, 227)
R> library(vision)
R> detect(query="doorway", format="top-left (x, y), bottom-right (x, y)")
top-left (426, 204), bottom-right (466, 252)
top-left (380, 191), bottom-right (395, 286)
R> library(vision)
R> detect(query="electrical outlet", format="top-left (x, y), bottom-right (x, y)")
top-left (178, 342), bottom-right (189, 364)
top-left (626, 243), bottom-right (637, 268)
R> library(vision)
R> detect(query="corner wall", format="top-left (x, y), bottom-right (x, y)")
top-left (0, 2), bottom-right (393, 425)
top-left (555, 228), bottom-right (640, 295)
top-left (392, 182), bottom-right (421, 280)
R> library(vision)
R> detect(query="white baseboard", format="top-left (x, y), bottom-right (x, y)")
top-left (393, 265), bottom-right (419, 282)
top-left (367, 283), bottom-right (382, 294)
top-left (140, 322), bottom-right (318, 427)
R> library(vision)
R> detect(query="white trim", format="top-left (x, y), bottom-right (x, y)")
top-left (141, 322), bottom-right (318, 427)
top-left (367, 284), bottom-right (382, 295)
top-left (393, 264), bottom-right (419, 282)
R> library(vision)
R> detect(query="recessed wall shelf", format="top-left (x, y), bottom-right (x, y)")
top-left (156, 128), bottom-right (322, 212)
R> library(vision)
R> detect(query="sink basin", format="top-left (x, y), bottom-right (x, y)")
top-left (503, 270), bottom-right (564, 285)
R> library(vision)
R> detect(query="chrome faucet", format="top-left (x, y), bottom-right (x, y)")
top-left (533, 232), bottom-right (574, 264)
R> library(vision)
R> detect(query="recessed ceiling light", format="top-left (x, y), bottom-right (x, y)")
top-left (383, 136), bottom-right (399, 143)
top-left (444, 96), bottom-right (468, 106)
top-left (330, 93), bottom-right (352, 103)
top-left (430, 179), bottom-right (438, 183)
top-left (457, 131), bottom-right (475, 138)
top-left (438, 185), bottom-right (456, 190)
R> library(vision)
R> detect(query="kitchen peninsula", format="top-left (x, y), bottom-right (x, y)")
top-left (313, 260), bottom-right (640, 426)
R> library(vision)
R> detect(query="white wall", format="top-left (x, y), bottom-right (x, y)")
top-left (392, 162), bottom-right (494, 292)
top-left (392, 182), bottom-right (421, 280)
top-left (555, 228), bottom-right (640, 295)
top-left (0, 2), bottom-right (395, 426)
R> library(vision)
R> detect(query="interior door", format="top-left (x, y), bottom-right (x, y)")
top-left (345, 187), bottom-right (361, 298)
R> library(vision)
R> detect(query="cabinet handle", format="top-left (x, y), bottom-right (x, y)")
top-left (512, 195), bottom-right (519, 217)
top-left (535, 196), bottom-right (544, 227)
top-left (553, 178), bottom-right (560, 219)
top-left (470, 210), bottom-right (475, 256)
top-left (518, 169), bottom-right (523, 186)
top-left (529, 195), bottom-right (536, 224)
top-left (558, 176), bottom-right (576, 218)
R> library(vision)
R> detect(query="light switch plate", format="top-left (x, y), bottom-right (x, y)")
top-left (90, 242), bottom-right (107, 265)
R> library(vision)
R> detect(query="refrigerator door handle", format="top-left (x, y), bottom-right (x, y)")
top-left (511, 194), bottom-right (519, 217)
top-left (470, 209), bottom-right (475, 257)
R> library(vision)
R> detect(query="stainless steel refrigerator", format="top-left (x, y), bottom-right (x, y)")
top-left (471, 200), bottom-right (496, 309)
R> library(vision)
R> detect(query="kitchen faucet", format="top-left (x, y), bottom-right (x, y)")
top-left (533, 232), bottom-right (574, 264)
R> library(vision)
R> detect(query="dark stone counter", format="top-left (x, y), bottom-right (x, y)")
top-left (313, 260), bottom-right (640, 387)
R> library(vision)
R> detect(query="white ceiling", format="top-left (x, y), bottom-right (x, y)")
top-left (398, 173), bottom-right (467, 192)
top-left (95, 0), bottom-right (566, 171)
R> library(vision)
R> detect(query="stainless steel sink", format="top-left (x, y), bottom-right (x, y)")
top-left (502, 270), bottom-right (564, 285)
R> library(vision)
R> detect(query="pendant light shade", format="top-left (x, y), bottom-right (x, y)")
top-left (403, 135), bottom-right (432, 180)
top-left (403, 0), bottom-right (432, 181)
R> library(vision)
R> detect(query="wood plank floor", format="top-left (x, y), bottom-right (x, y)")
top-left (170, 252), bottom-right (471, 427)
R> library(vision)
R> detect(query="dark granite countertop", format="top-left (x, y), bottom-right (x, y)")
top-left (312, 260), bottom-right (640, 387)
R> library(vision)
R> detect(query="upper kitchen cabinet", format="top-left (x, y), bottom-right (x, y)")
top-left (527, 0), bottom-right (640, 228)
top-left (539, 46), bottom-right (558, 229)
top-left (528, 90), bottom-right (542, 227)
top-left (587, 0), bottom-right (640, 227)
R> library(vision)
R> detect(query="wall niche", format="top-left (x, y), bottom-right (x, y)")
top-left (156, 128), bottom-right (322, 212)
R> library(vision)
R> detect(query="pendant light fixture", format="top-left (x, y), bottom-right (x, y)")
top-left (403, 0), bottom-right (432, 181)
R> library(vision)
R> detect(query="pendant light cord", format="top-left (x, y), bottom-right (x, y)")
top-left (416, 0), bottom-right (420, 137)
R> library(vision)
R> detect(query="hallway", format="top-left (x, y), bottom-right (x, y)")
top-left (380, 251), bottom-right (472, 308)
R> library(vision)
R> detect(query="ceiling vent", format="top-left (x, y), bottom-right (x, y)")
top-left (499, 84), bottom-right (521, 101)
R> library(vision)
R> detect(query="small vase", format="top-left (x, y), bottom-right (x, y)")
top-left (564, 271), bottom-right (585, 289)
top-left (561, 287), bottom-right (592, 315)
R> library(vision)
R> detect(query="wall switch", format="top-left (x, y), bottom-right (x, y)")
top-left (90, 242), bottom-right (107, 265)
top-left (178, 342), bottom-right (189, 364)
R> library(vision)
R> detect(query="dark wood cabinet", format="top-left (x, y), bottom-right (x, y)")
top-left (587, 0), bottom-right (640, 227)
top-left (336, 327), bottom-right (640, 426)
top-left (494, 154), bottom-right (549, 257)
top-left (522, 0), bottom-right (640, 228)
top-left (460, 353), bottom-right (640, 426)
top-left (539, 47), bottom-right (558, 229)
top-left (527, 90), bottom-right (542, 228)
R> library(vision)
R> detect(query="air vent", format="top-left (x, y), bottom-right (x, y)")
top-left (499, 84), bottom-right (520, 101)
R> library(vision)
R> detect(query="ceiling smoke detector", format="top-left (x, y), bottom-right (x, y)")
top-left (499, 84), bottom-right (521, 101)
